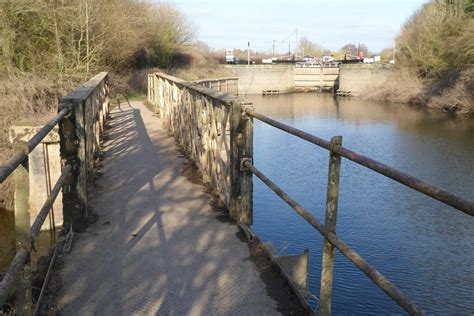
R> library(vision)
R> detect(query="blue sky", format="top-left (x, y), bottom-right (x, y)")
top-left (171, 0), bottom-right (428, 53)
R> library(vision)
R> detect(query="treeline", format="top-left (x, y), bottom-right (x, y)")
top-left (0, 0), bottom-right (193, 79)
top-left (0, 0), bottom-right (194, 209)
top-left (385, 0), bottom-right (473, 114)
top-left (397, 0), bottom-right (473, 75)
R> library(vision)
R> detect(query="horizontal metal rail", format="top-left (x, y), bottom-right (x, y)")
top-left (244, 161), bottom-right (425, 315)
top-left (0, 107), bottom-right (71, 184)
top-left (0, 152), bottom-right (27, 184)
top-left (155, 72), bottom-right (241, 106)
top-left (245, 108), bottom-right (474, 216)
top-left (30, 165), bottom-right (72, 244)
top-left (28, 107), bottom-right (71, 153)
top-left (0, 72), bottom-right (108, 311)
top-left (194, 77), bottom-right (238, 83)
top-left (0, 249), bottom-right (29, 306)
top-left (0, 165), bottom-right (71, 307)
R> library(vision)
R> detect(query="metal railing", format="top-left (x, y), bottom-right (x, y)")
top-left (148, 72), bottom-right (474, 315)
top-left (242, 108), bottom-right (473, 315)
top-left (0, 72), bottom-right (109, 314)
top-left (194, 77), bottom-right (239, 95)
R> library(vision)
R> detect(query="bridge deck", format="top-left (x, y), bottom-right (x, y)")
top-left (55, 102), bottom-right (283, 315)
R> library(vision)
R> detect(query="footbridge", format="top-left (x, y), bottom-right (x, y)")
top-left (0, 72), bottom-right (473, 315)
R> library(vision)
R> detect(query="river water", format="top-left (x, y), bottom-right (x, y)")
top-left (0, 208), bottom-right (57, 273)
top-left (247, 93), bottom-right (474, 315)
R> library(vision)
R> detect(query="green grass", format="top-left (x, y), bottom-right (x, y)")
top-left (126, 93), bottom-right (146, 101)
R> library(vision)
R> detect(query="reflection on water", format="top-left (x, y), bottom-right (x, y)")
top-left (0, 208), bottom-right (58, 272)
top-left (248, 93), bottom-right (474, 315)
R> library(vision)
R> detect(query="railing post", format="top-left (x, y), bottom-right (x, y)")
top-left (319, 135), bottom-right (342, 316)
top-left (59, 99), bottom-right (88, 230)
top-left (13, 140), bottom-right (31, 315)
top-left (104, 75), bottom-right (110, 120)
top-left (158, 76), bottom-right (164, 115)
top-left (318, 64), bottom-right (323, 92)
top-left (156, 76), bottom-right (160, 113)
top-left (230, 102), bottom-right (253, 225)
top-left (148, 74), bottom-right (151, 104)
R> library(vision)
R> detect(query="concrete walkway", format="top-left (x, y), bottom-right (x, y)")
top-left (55, 101), bottom-right (282, 315)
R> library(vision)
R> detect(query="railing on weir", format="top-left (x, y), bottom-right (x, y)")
top-left (0, 72), bottom-right (109, 315)
top-left (148, 71), bottom-right (474, 316)
top-left (194, 77), bottom-right (239, 95)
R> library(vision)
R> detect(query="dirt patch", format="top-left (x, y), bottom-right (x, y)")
top-left (243, 236), bottom-right (309, 315)
top-left (0, 240), bottom-right (65, 315)
top-left (31, 245), bottom-right (64, 315)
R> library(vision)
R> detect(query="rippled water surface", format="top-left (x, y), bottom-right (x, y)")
top-left (247, 93), bottom-right (474, 315)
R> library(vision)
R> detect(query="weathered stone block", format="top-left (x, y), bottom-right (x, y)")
top-left (9, 124), bottom-right (63, 231)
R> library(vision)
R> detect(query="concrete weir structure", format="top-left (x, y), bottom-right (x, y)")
top-left (225, 64), bottom-right (340, 94)
top-left (338, 64), bottom-right (393, 96)
top-left (224, 64), bottom-right (393, 96)
top-left (225, 64), bottom-right (295, 94)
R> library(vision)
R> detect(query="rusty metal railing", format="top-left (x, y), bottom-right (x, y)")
top-left (242, 108), bottom-right (473, 315)
top-left (194, 77), bottom-right (239, 95)
top-left (0, 72), bottom-right (109, 314)
top-left (246, 109), bottom-right (473, 216)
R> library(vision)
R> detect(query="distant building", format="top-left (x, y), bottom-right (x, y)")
top-left (225, 49), bottom-right (236, 64)
top-left (363, 58), bottom-right (374, 64)
top-left (322, 55), bottom-right (334, 63)
top-left (303, 55), bottom-right (314, 62)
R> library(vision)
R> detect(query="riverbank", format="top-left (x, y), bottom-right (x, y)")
top-left (379, 0), bottom-right (473, 116)
top-left (361, 68), bottom-right (473, 116)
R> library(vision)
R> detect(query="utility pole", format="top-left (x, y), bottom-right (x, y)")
top-left (295, 28), bottom-right (298, 57)
top-left (247, 42), bottom-right (250, 65)
top-left (281, 41), bottom-right (284, 60)
top-left (272, 40), bottom-right (275, 56)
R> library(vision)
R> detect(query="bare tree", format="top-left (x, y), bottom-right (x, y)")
top-left (298, 37), bottom-right (325, 57)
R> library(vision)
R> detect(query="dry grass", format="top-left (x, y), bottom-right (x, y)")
top-left (428, 70), bottom-right (474, 115)
top-left (363, 67), bottom-right (424, 104)
top-left (363, 66), bottom-right (473, 116)
top-left (0, 75), bottom-right (79, 210)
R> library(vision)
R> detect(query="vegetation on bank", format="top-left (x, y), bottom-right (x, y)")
top-left (372, 0), bottom-right (473, 115)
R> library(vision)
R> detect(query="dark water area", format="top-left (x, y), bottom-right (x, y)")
top-left (0, 208), bottom-right (15, 272)
top-left (0, 208), bottom-right (58, 273)
top-left (247, 93), bottom-right (474, 315)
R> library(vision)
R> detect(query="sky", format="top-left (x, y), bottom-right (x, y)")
top-left (171, 0), bottom-right (429, 54)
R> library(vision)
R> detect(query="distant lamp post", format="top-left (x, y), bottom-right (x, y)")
top-left (247, 42), bottom-right (250, 65)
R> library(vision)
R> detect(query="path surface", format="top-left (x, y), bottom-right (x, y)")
top-left (55, 101), bottom-right (282, 315)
